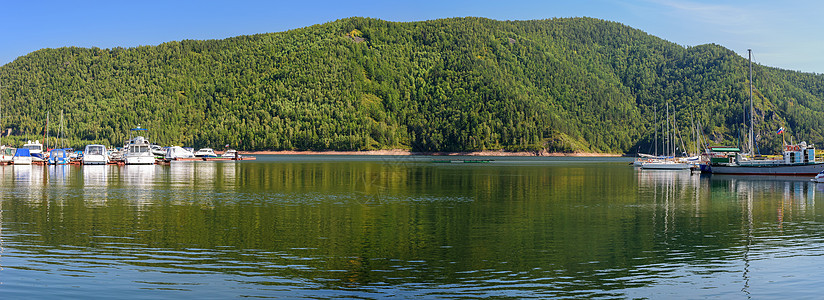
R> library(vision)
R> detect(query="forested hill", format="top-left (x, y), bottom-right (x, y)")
top-left (2, 17), bottom-right (824, 154)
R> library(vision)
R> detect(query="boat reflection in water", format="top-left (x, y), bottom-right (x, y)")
top-left (47, 164), bottom-right (71, 185)
top-left (83, 165), bottom-right (110, 207)
top-left (166, 161), bottom-right (237, 206)
top-left (118, 165), bottom-right (158, 211)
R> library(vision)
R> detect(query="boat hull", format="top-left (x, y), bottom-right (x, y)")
top-left (83, 155), bottom-right (109, 165)
top-left (711, 163), bottom-right (824, 175)
top-left (13, 157), bottom-right (32, 165)
top-left (125, 155), bottom-right (155, 165)
top-left (31, 153), bottom-right (46, 163)
top-left (640, 162), bottom-right (692, 170)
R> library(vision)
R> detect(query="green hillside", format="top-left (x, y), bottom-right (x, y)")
top-left (1, 17), bottom-right (823, 154)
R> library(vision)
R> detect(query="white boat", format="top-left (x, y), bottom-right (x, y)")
top-left (812, 171), bottom-right (824, 183)
top-left (165, 146), bottom-right (196, 160)
top-left (12, 148), bottom-right (32, 165)
top-left (22, 140), bottom-right (46, 162)
top-left (0, 145), bottom-right (14, 164)
top-left (125, 136), bottom-right (155, 165)
top-left (122, 127), bottom-right (155, 165)
top-left (194, 148), bottom-right (217, 158)
top-left (150, 145), bottom-right (166, 156)
top-left (640, 160), bottom-right (692, 170)
top-left (83, 144), bottom-right (109, 165)
top-left (221, 149), bottom-right (238, 158)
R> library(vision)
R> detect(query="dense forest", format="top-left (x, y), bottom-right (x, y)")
top-left (1, 17), bottom-right (824, 154)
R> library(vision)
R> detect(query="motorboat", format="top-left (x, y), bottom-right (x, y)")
top-left (123, 127), bottom-right (156, 165)
top-left (83, 144), bottom-right (109, 165)
top-left (150, 145), bottom-right (166, 157)
top-left (125, 136), bottom-right (155, 165)
top-left (13, 148), bottom-right (32, 165)
top-left (165, 146), bottom-right (196, 160)
top-left (0, 145), bottom-right (14, 164)
top-left (48, 148), bottom-right (70, 165)
top-left (22, 140), bottom-right (46, 162)
top-left (221, 149), bottom-right (238, 158)
top-left (194, 148), bottom-right (217, 158)
top-left (813, 171), bottom-right (824, 183)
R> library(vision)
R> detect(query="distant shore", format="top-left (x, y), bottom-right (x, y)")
top-left (236, 149), bottom-right (622, 157)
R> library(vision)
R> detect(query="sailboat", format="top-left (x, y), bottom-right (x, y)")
top-left (641, 103), bottom-right (692, 170)
top-left (709, 50), bottom-right (824, 175)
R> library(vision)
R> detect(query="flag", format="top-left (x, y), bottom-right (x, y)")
top-left (777, 127), bottom-right (785, 134)
top-left (225, 144), bottom-right (230, 148)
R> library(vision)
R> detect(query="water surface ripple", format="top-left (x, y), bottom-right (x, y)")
top-left (0, 156), bottom-right (823, 298)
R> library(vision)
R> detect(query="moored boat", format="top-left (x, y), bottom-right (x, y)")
top-left (124, 127), bottom-right (155, 165)
top-left (709, 143), bottom-right (824, 175)
top-left (22, 140), bottom-right (46, 162)
top-left (48, 148), bottom-right (70, 165)
top-left (83, 144), bottom-right (109, 165)
top-left (706, 50), bottom-right (824, 175)
top-left (194, 148), bottom-right (217, 158)
top-left (812, 170), bottom-right (824, 183)
top-left (124, 136), bottom-right (155, 165)
top-left (12, 148), bottom-right (32, 165)
top-left (165, 146), bottom-right (196, 160)
top-left (221, 149), bottom-right (238, 158)
top-left (640, 160), bottom-right (692, 170)
top-left (0, 145), bottom-right (14, 164)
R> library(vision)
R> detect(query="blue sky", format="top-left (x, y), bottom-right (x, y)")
top-left (2, 0), bottom-right (823, 73)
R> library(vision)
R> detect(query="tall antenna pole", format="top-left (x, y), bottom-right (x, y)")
top-left (749, 49), bottom-right (754, 157)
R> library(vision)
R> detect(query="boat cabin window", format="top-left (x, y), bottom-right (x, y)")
top-left (87, 147), bottom-right (104, 155)
top-left (24, 145), bottom-right (42, 151)
top-left (130, 145), bottom-right (149, 153)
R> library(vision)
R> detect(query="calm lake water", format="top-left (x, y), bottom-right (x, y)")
top-left (1, 155), bottom-right (824, 298)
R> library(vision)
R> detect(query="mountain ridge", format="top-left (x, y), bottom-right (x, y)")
top-left (1, 16), bottom-right (823, 154)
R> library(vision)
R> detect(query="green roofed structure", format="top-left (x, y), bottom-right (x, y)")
top-left (709, 147), bottom-right (741, 152)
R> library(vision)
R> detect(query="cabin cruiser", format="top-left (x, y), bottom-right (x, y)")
top-left (48, 148), bottom-right (70, 165)
top-left (124, 136), bottom-right (155, 165)
top-left (13, 148), bottom-right (32, 165)
top-left (194, 148), bottom-right (217, 157)
top-left (22, 140), bottom-right (46, 162)
top-left (83, 144), bottom-right (109, 165)
top-left (221, 149), bottom-right (238, 158)
top-left (0, 145), bottom-right (14, 164)
top-left (165, 146), bottom-right (196, 160)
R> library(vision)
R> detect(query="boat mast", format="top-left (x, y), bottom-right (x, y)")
top-left (748, 49), bottom-right (754, 157)
top-left (667, 102), bottom-right (675, 156)
top-left (44, 111), bottom-right (49, 150)
top-left (0, 81), bottom-right (3, 146)
top-left (59, 110), bottom-right (64, 149)
top-left (654, 104), bottom-right (658, 156)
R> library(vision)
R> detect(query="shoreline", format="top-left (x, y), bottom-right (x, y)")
top-left (236, 149), bottom-right (623, 157)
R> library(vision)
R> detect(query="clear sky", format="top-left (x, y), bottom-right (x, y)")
top-left (2, 0), bottom-right (823, 73)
